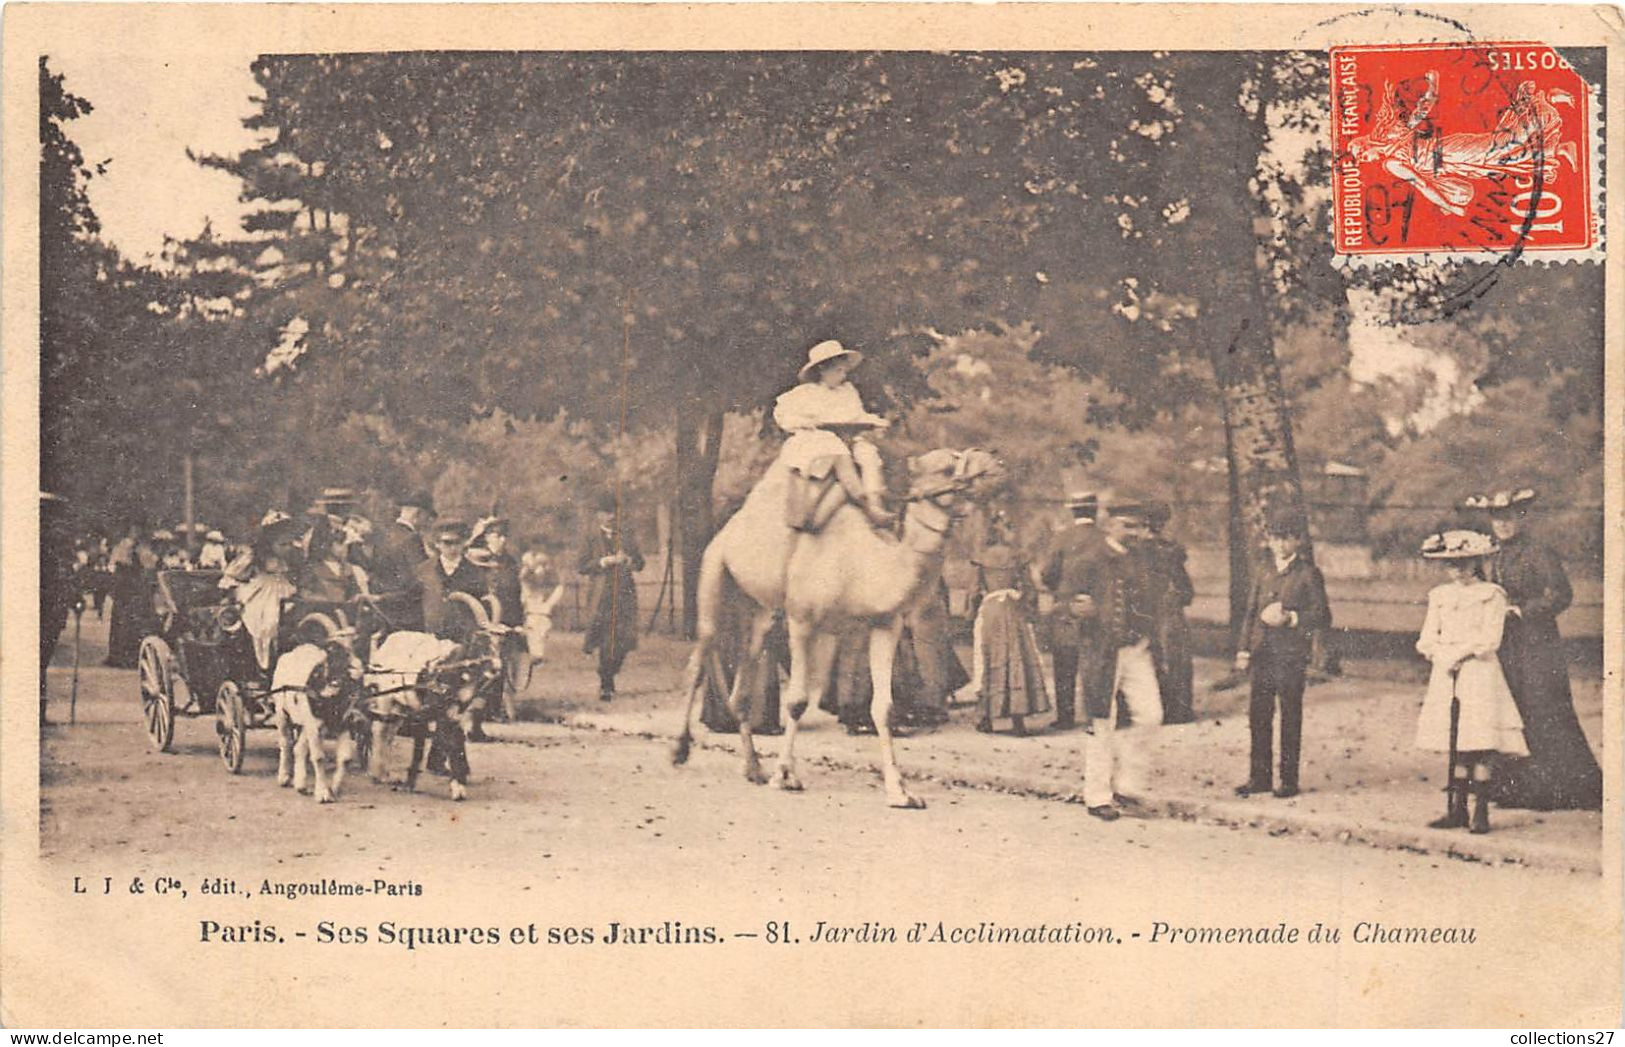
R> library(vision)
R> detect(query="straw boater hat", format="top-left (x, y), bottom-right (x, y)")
top-left (798, 339), bottom-right (863, 382)
top-left (1421, 529), bottom-right (1498, 560)
top-left (1463, 488), bottom-right (1537, 515)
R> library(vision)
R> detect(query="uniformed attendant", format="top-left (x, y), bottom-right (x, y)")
top-left (373, 491), bottom-right (434, 631)
top-left (578, 492), bottom-right (645, 702)
top-left (1074, 501), bottom-right (1163, 822)
top-left (1040, 490), bottom-right (1109, 732)
top-left (1141, 502), bottom-right (1196, 725)
top-left (1469, 488), bottom-right (1602, 811)
top-left (416, 519), bottom-right (487, 640)
top-left (1234, 506), bottom-right (1332, 799)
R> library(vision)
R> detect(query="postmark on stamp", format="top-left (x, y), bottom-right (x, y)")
top-left (1330, 42), bottom-right (1601, 264)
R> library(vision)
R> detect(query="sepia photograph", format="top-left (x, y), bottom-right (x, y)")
top-left (3, 2), bottom-right (1620, 1029)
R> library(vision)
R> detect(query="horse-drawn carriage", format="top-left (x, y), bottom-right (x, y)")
top-left (135, 570), bottom-right (402, 772)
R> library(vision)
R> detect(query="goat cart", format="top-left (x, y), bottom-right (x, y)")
top-left (135, 571), bottom-right (383, 773)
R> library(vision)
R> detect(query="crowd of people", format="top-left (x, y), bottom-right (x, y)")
top-left (36, 340), bottom-right (1600, 833)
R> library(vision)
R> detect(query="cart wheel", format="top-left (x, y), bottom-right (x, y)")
top-left (215, 681), bottom-right (247, 774)
top-left (138, 636), bottom-right (176, 753)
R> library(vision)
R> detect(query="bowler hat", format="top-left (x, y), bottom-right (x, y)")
top-left (1064, 490), bottom-right (1100, 521)
top-left (797, 339), bottom-right (863, 382)
top-left (399, 490), bottom-right (436, 512)
top-left (1264, 504), bottom-right (1308, 538)
top-left (433, 519), bottom-right (470, 541)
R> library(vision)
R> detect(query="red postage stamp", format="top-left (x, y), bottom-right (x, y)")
top-left (1330, 42), bottom-right (1600, 263)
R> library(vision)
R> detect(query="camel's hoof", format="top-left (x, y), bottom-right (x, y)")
top-left (297, 784), bottom-right (312, 796)
top-left (449, 782), bottom-right (467, 802)
top-left (744, 766), bottom-right (769, 786)
top-left (889, 794), bottom-right (927, 810)
top-left (776, 769), bottom-right (804, 792)
top-left (672, 737), bottom-right (691, 766)
top-left (316, 789), bottom-right (334, 804)
top-left (277, 776), bottom-right (292, 789)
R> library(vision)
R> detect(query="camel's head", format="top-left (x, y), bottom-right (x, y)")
top-left (906, 448), bottom-right (1006, 507)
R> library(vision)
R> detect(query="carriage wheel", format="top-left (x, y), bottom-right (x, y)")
top-left (138, 637), bottom-right (176, 753)
top-left (215, 681), bottom-right (247, 774)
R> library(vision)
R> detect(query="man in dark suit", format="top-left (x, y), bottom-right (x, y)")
top-left (417, 519), bottom-right (487, 640)
top-left (1040, 491), bottom-right (1108, 731)
top-left (1234, 506), bottom-right (1332, 799)
top-left (1141, 502), bottom-right (1196, 725)
top-left (578, 492), bottom-right (645, 702)
top-left (373, 491), bottom-right (434, 631)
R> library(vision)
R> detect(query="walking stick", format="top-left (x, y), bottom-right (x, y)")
top-left (1443, 665), bottom-right (1461, 818)
top-left (69, 601), bottom-right (84, 724)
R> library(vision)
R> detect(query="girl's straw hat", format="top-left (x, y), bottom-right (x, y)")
top-left (798, 339), bottom-right (863, 381)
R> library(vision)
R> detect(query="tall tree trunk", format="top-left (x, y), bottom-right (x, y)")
top-left (674, 405), bottom-right (725, 639)
top-left (1208, 64), bottom-right (1314, 652)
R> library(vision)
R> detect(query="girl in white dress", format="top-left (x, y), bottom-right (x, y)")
top-left (1415, 529), bottom-right (1528, 834)
top-left (773, 340), bottom-right (892, 529)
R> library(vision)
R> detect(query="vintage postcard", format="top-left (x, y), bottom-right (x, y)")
top-left (3, 2), bottom-right (1621, 1029)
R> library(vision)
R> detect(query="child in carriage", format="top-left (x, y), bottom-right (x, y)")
top-left (1414, 529), bottom-right (1528, 834)
top-left (220, 510), bottom-right (302, 673)
top-left (773, 339), bottom-right (893, 530)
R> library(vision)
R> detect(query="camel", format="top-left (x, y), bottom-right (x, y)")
top-left (673, 446), bottom-right (1000, 808)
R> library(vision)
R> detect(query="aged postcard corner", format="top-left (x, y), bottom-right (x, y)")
top-left (3, 1), bottom-right (1622, 1030)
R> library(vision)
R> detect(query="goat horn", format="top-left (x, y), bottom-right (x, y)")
top-left (447, 591), bottom-right (492, 631)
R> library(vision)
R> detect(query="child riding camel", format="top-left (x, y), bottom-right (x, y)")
top-left (774, 340), bottom-right (892, 530)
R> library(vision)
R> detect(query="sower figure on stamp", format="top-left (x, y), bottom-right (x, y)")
top-left (1234, 506), bottom-right (1331, 800)
top-left (1071, 501), bottom-right (1162, 822)
top-left (1040, 490), bottom-right (1108, 733)
top-left (578, 491), bottom-right (645, 702)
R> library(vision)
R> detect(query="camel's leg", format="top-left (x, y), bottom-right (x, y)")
top-left (776, 616), bottom-right (814, 790)
top-left (671, 637), bottom-right (710, 767)
top-left (732, 609), bottom-right (775, 785)
top-left (869, 619), bottom-right (924, 809)
top-left (777, 622), bottom-right (838, 792)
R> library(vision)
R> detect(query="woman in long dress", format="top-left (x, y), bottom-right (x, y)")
top-left (970, 544), bottom-right (1050, 736)
top-left (1414, 530), bottom-right (1527, 834)
top-left (1472, 490), bottom-right (1602, 811)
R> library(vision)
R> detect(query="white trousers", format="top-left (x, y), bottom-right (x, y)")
top-left (1083, 639), bottom-right (1163, 809)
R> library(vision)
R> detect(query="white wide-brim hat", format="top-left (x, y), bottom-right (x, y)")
top-left (1421, 529), bottom-right (1499, 559)
top-left (798, 339), bottom-right (863, 381)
